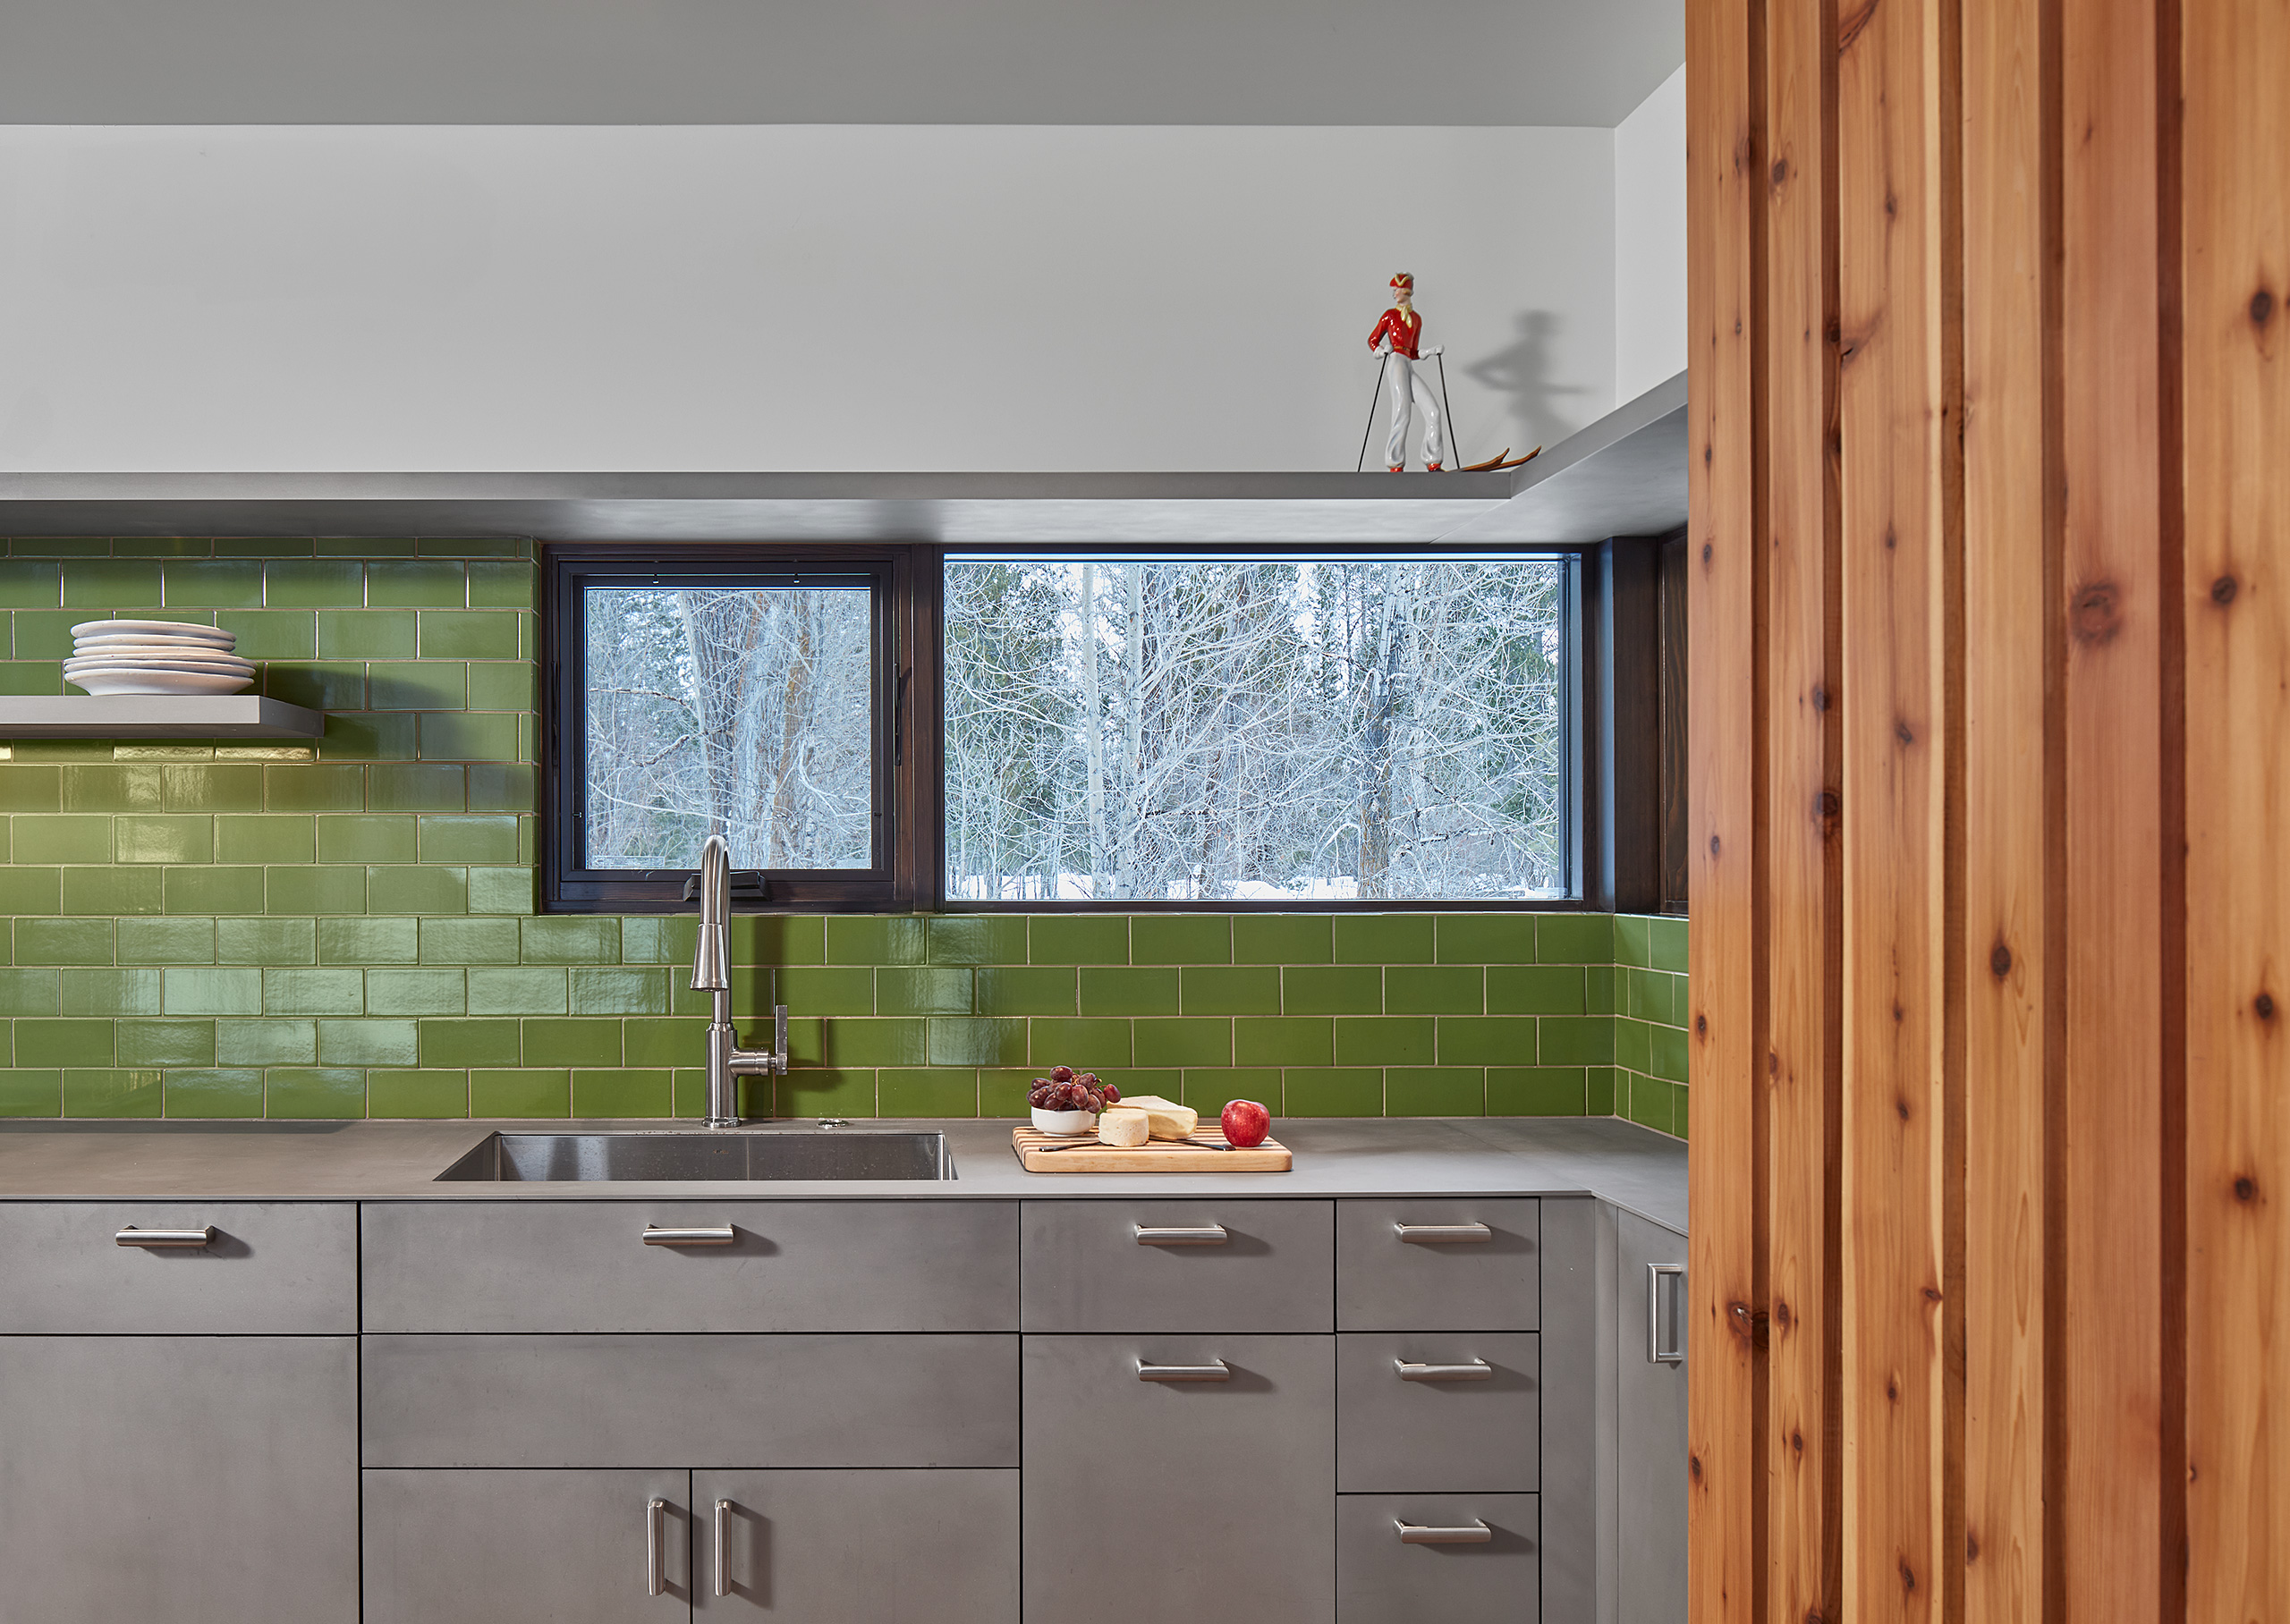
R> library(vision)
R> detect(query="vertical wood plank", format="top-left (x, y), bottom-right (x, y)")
top-left (2058, 0), bottom-right (2168, 1611)
top-left (1959, 0), bottom-right (2055, 1614)
top-left (1836, 0), bottom-right (1953, 1612)
top-left (1687, 0), bottom-right (1766, 1615)
top-left (2181, 0), bottom-right (2290, 1611)
top-left (1762, 0), bottom-right (1843, 1616)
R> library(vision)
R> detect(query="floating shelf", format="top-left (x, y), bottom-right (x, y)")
top-left (0, 696), bottom-right (327, 739)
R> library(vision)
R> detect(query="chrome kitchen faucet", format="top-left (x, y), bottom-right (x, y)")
top-left (690, 833), bottom-right (789, 1128)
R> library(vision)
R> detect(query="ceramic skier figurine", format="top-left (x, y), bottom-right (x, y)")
top-left (1367, 273), bottom-right (1446, 471)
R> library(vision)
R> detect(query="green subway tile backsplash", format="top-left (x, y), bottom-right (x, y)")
top-left (0, 540), bottom-right (1691, 1138)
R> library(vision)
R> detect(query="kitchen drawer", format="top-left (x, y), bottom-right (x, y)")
top-left (360, 1199), bottom-right (1015, 1332)
top-left (361, 1332), bottom-right (1020, 1468)
top-left (0, 1201), bottom-right (356, 1334)
top-left (1022, 1198), bottom-right (1334, 1332)
top-left (1336, 1493), bottom-right (1539, 1624)
top-left (1336, 1331), bottom-right (1539, 1493)
top-left (1336, 1197), bottom-right (1538, 1331)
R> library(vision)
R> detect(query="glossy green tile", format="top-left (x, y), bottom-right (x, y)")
top-left (1435, 914), bottom-right (1538, 963)
top-left (1536, 912), bottom-right (1614, 965)
top-left (216, 814), bottom-right (315, 866)
top-left (318, 916), bottom-right (419, 964)
top-left (878, 1067), bottom-right (979, 1116)
top-left (1132, 915), bottom-right (1230, 965)
top-left (366, 968), bottom-right (468, 1017)
top-left (1615, 1018), bottom-right (1652, 1077)
top-left (58, 767), bottom-right (160, 814)
top-left (470, 1068), bottom-right (571, 1117)
top-left (368, 764), bottom-right (464, 811)
top-left (623, 1017), bottom-right (702, 1068)
top-left (19, 1018), bottom-right (114, 1067)
top-left (467, 867), bottom-right (535, 916)
top-left (728, 913), bottom-right (825, 967)
top-left (1585, 1063), bottom-right (1617, 1115)
top-left (1026, 915), bottom-right (1128, 965)
top-left (1538, 1016), bottom-right (1616, 1066)
top-left (814, 1018), bottom-right (926, 1067)
top-left (263, 560), bottom-right (364, 607)
top-left (824, 915), bottom-right (927, 965)
top-left (520, 916), bottom-right (620, 965)
top-left (317, 815), bottom-right (415, 864)
top-left (1487, 966), bottom-right (1588, 1016)
top-left (62, 866), bottom-right (162, 916)
top-left (1333, 1016), bottom-right (1436, 1066)
top-left (1384, 1067), bottom-right (1485, 1115)
top-left (419, 1017), bottom-right (522, 1067)
top-left (926, 915), bottom-right (1027, 964)
top-left (161, 967), bottom-right (262, 1016)
top-left (1179, 1068), bottom-right (1283, 1116)
top-left (971, 966), bottom-right (1075, 1016)
top-left (165, 866), bottom-right (267, 916)
top-left (160, 559), bottom-right (263, 608)
top-left (362, 665), bottom-right (459, 719)
top-left (465, 662), bottom-right (537, 713)
top-left (54, 968), bottom-right (156, 1018)
top-left (1026, 1018), bottom-right (1132, 1069)
top-left (366, 560), bottom-right (467, 607)
top-left (0, 1070), bottom-right (61, 1116)
top-left (422, 917), bottom-right (519, 964)
top-left (1385, 966), bottom-right (1483, 1014)
top-left (521, 1017), bottom-right (623, 1068)
top-left (13, 610), bottom-right (84, 661)
top-left (16, 917), bottom-right (114, 965)
top-left (158, 1066), bottom-right (259, 1118)
top-left (1624, 1074), bottom-right (1676, 1134)
top-left (0, 659), bottom-right (62, 695)
top-left (419, 712), bottom-right (518, 762)
top-left (1488, 1065), bottom-right (1590, 1115)
top-left (262, 1068), bottom-right (365, 1119)
top-left (417, 610), bottom-right (519, 659)
top-left (264, 663), bottom-right (366, 712)
top-left (1436, 1015), bottom-right (1541, 1066)
top-left (770, 967), bottom-right (875, 1016)
top-left (928, 1017), bottom-right (1025, 1066)
top-left (265, 866), bottom-right (365, 915)
top-left (313, 1019), bottom-right (415, 1067)
top-left (163, 765), bottom-right (265, 811)
top-left (366, 1069), bottom-right (470, 1118)
top-left (569, 967), bottom-right (667, 1015)
top-left (465, 763), bottom-right (539, 814)
top-left (0, 867), bottom-right (61, 915)
top-left (1076, 967), bottom-right (1177, 1015)
top-left (572, 1068), bottom-right (673, 1118)
top-left (1178, 965), bottom-right (1279, 1015)
top-left (1585, 966), bottom-right (1618, 1015)
top-left (1623, 967), bottom-right (1668, 1020)
top-left (263, 764), bottom-right (366, 811)
top-left (118, 1019), bottom-right (216, 1067)
top-left (61, 557), bottom-right (164, 606)
top-left (1674, 1087), bottom-right (1688, 1138)
top-left (1132, 1018), bottom-right (1231, 1067)
top-left (979, 1069), bottom-right (1037, 1118)
top-left (1232, 914), bottom-right (1331, 964)
top-left (13, 814), bottom-right (110, 864)
top-left (375, 865), bottom-right (468, 915)
top-left (1650, 1023), bottom-right (1689, 1083)
top-left (876, 967), bottom-right (972, 1016)
top-left (1649, 915), bottom-right (1689, 972)
top-left (466, 966), bottom-right (566, 1015)
top-left (0, 561), bottom-right (61, 607)
top-left (0, 968), bottom-right (59, 1016)
top-left (1335, 913), bottom-right (1433, 963)
top-left (777, 1068), bottom-right (876, 1119)
top-left (112, 814), bottom-right (209, 865)
top-left (0, 766), bottom-right (63, 811)
top-left (1233, 1016), bottom-right (1334, 1068)
top-left (1283, 1067), bottom-right (1384, 1116)
top-left (215, 610), bottom-right (317, 660)
top-left (110, 537), bottom-right (209, 557)
top-left (62, 1067), bottom-right (163, 1118)
top-left (1613, 914), bottom-right (1652, 968)
top-left (466, 561), bottom-right (538, 608)
top-left (217, 1019), bottom-right (317, 1065)
top-left (263, 967), bottom-right (364, 1017)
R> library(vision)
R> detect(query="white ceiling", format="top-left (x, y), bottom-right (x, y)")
top-left (0, 0), bottom-right (1683, 127)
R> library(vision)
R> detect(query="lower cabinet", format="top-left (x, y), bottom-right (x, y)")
top-left (1336, 1493), bottom-right (1541, 1624)
top-left (1615, 1209), bottom-right (1688, 1624)
top-left (0, 1334), bottom-right (360, 1624)
top-left (1022, 1333), bottom-right (1336, 1624)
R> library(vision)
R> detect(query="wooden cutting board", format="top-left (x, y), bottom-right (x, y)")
top-left (1010, 1123), bottom-right (1293, 1172)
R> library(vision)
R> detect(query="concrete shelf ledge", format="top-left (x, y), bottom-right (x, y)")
top-left (0, 695), bottom-right (327, 739)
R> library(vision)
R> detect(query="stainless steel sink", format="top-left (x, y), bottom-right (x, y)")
top-left (435, 1130), bottom-right (954, 1182)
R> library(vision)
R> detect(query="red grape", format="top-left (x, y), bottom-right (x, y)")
top-left (1051, 1065), bottom-right (1075, 1084)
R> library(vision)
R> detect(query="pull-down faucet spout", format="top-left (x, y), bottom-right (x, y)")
top-left (690, 834), bottom-right (787, 1128)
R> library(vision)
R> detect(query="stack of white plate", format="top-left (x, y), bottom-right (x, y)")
top-left (64, 620), bottom-right (255, 697)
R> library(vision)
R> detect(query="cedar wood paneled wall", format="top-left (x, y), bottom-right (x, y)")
top-left (1684, 0), bottom-right (2288, 1619)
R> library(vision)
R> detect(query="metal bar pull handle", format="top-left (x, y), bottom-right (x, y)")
top-left (1395, 1518), bottom-right (1493, 1544)
top-left (713, 1499), bottom-right (732, 1597)
top-left (1395, 1358), bottom-right (1494, 1383)
top-left (1649, 1263), bottom-right (1686, 1364)
top-left (1394, 1221), bottom-right (1492, 1244)
top-left (1134, 1223), bottom-right (1228, 1247)
top-left (114, 1225), bottom-right (214, 1249)
top-left (1137, 1358), bottom-right (1231, 1383)
top-left (643, 1224), bottom-right (736, 1247)
top-left (645, 1498), bottom-right (667, 1597)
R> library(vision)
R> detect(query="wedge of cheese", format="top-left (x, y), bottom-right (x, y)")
top-left (1114, 1095), bottom-right (1198, 1140)
top-left (1097, 1107), bottom-right (1151, 1147)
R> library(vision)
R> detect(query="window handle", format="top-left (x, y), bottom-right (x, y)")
top-left (894, 666), bottom-right (912, 765)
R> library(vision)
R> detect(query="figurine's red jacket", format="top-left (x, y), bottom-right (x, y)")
top-left (1368, 306), bottom-right (1423, 359)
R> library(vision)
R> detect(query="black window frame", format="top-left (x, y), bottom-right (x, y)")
top-left (541, 538), bottom-right (1622, 914)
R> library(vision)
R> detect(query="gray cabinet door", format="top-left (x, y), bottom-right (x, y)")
top-left (0, 1335), bottom-right (359, 1624)
top-left (1614, 1209), bottom-right (1686, 1624)
top-left (691, 1468), bottom-right (1017, 1619)
top-left (363, 1468), bottom-right (693, 1624)
top-left (1023, 1333), bottom-right (1334, 1624)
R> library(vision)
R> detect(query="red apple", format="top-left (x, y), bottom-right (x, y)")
top-left (1221, 1098), bottom-right (1271, 1148)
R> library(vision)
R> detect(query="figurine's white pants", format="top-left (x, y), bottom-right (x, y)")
top-left (1384, 355), bottom-right (1446, 469)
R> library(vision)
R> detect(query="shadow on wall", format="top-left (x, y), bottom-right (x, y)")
top-left (1465, 310), bottom-right (1593, 457)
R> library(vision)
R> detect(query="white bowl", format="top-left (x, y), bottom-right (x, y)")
top-left (70, 619), bottom-right (235, 646)
top-left (66, 656), bottom-right (256, 676)
top-left (1030, 1107), bottom-right (1098, 1137)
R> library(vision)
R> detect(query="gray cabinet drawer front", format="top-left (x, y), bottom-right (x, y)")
top-left (1336, 1197), bottom-right (1539, 1330)
top-left (1336, 1493), bottom-right (1539, 1624)
top-left (1022, 1198), bottom-right (1334, 1332)
top-left (362, 1332), bottom-right (1019, 1468)
top-left (1336, 1332), bottom-right (1539, 1493)
top-left (1024, 1333), bottom-right (1335, 1624)
top-left (361, 1199), bottom-right (1016, 1332)
top-left (364, 1468), bottom-right (691, 1624)
top-left (694, 1468), bottom-right (1018, 1619)
top-left (0, 1201), bottom-right (355, 1333)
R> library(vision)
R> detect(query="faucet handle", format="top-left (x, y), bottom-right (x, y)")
top-left (774, 1004), bottom-right (790, 1073)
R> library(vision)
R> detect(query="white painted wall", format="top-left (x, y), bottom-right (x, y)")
top-left (1613, 64), bottom-right (1686, 403)
top-left (0, 125), bottom-right (1614, 473)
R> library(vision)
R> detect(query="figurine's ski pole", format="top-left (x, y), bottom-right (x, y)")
top-left (1434, 351), bottom-right (1462, 469)
top-left (1356, 353), bottom-right (1390, 472)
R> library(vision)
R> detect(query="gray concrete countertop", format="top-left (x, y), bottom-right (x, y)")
top-left (0, 1116), bottom-right (1686, 1232)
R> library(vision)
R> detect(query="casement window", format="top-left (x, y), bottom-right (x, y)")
top-left (542, 543), bottom-right (1602, 913)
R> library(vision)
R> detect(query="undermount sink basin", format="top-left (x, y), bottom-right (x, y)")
top-left (435, 1130), bottom-right (954, 1183)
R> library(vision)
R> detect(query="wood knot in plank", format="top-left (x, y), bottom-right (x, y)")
top-left (1695, 1013), bottom-right (1709, 1037)
top-left (1886, 1376), bottom-right (1900, 1402)
top-left (2252, 286), bottom-right (2276, 328)
top-left (1895, 1092), bottom-right (1911, 1120)
top-left (1790, 1427), bottom-right (1805, 1455)
top-left (1990, 939), bottom-right (2013, 978)
top-left (2212, 574), bottom-right (2239, 605)
top-left (2259, 991), bottom-right (2277, 1021)
top-left (1901, 1560), bottom-right (1917, 1594)
top-left (1895, 718), bottom-right (1915, 747)
top-left (1688, 1452), bottom-right (1703, 1484)
top-left (2234, 1175), bottom-right (2258, 1203)
top-left (1702, 540), bottom-right (1714, 563)
top-left (2071, 579), bottom-right (2123, 646)
top-left (1838, 0), bottom-right (1879, 49)
top-left (1811, 683), bottom-right (1831, 712)
top-left (1728, 1301), bottom-right (1757, 1342)
top-left (1966, 1530), bottom-right (1980, 1564)
top-left (1773, 1298), bottom-right (1793, 1328)
top-left (1816, 790), bottom-right (1841, 827)
top-left (1709, 833), bottom-right (1721, 855)
top-left (1771, 157), bottom-right (1790, 187)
